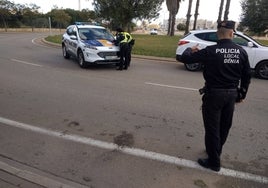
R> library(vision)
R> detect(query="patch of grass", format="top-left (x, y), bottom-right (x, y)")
top-left (45, 35), bottom-right (62, 44)
top-left (45, 34), bottom-right (182, 58)
top-left (256, 39), bottom-right (268, 46)
top-left (45, 34), bottom-right (268, 58)
top-left (131, 34), bottom-right (181, 58)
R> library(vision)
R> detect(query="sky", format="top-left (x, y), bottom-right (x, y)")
top-left (11, 0), bottom-right (242, 22)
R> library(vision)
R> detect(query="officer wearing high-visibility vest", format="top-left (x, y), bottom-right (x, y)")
top-left (181, 20), bottom-right (251, 172)
top-left (115, 28), bottom-right (134, 70)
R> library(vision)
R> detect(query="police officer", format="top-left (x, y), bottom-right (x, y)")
top-left (115, 28), bottom-right (134, 70)
top-left (181, 20), bottom-right (251, 172)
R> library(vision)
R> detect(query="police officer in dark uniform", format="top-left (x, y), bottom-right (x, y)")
top-left (181, 20), bottom-right (251, 172)
top-left (115, 28), bottom-right (134, 70)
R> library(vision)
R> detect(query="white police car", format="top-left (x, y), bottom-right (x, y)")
top-left (176, 30), bottom-right (268, 79)
top-left (62, 22), bottom-right (120, 68)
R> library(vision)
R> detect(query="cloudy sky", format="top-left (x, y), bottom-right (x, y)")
top-left (12, 0), bottom-right (242, 22)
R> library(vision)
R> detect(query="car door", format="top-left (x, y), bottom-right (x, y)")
top-left (66, 26), bottom-right (78, 56)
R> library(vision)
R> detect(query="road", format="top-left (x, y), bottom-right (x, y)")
top-left (0, 32), bottom-right (267, 188)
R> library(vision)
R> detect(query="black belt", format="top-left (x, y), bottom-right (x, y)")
top-left (208, 88), bottom-right (237, 92)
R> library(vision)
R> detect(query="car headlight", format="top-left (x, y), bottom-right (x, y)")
top-left (84, 44), bottom-right (97, 50)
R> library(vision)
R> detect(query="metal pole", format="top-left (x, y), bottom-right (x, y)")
top-left (48, 17), bottom-right (52, 35)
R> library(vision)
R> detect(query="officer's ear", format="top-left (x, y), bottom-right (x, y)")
top-left (229, 30), bottom-right (234, 38)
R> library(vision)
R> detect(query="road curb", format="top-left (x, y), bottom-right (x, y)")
top-left (41, 38), bottom-right (61, 48)
top-left (0, 156), bottom-right (88, 188)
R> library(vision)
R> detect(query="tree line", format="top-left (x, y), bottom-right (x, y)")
top-left (168, 0), bottom-right (267, 36)
top-left (0, 0), bottom-right (96, 31)
top-left (0, 0), bottom-right (267, 35)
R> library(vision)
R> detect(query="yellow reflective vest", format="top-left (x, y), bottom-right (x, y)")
top-left (118, 32), bottom-right (133, 43)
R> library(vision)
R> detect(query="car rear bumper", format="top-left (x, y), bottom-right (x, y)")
top-left (176, 54), bottom-right (183, 62)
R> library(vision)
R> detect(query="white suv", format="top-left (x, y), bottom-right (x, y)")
top-left (62, 23), bottom-right (120, 68)
top-left (150, 29), bottom-right (158, 35)
top-left (176, 30), bottom-right (268, 79)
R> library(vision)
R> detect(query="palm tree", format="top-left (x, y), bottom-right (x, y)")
top-left (223, 0), bottom-right (231, 20)
top-left (166, 0), bottom-right (183, 36)
top-left (193, 0), bottom-right (200, 30)
top-left (185, 0), bottom-right (193, 35)
top-left (217, 0), bottom-right (225, 22)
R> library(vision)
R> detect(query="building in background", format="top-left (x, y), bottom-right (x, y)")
top-left (160, 18), bottom-right (217, 32)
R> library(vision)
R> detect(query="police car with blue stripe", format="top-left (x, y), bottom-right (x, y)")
top-left (62, 22), bottom-right (120, 68)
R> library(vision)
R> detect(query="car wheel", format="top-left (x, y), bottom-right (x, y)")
top-left (62, 44), bottom-right (70, 59)
top-left (255, 61), bottom-right (268, 79)
top-left (184, 63), bottom-right (202, 71)
top-left (78, 50), bottom-right (87, 68)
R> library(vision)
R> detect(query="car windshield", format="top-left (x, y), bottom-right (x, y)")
top-left (78, 28), bottom-right (115, 41)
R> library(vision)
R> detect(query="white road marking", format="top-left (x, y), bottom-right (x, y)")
top-left (145, 82), bottom-right (198, 91)
top-left (32, 38), bottom-right (61, 49)
top-left (11, 59), bottom-right (43, 67)
top-left (31, 38), bottom-right (51, 48)
top-left (0, 116), bottom-right (267, 184)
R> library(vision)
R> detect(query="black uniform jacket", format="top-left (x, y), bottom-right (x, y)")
top-left (181, 39), bottom-right (251, 92)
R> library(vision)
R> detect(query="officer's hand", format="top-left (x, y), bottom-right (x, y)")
top-left (235, 99), bottom-right (244, 103)
top-left (236, 88), bottom-right (247, 103)
top-left (191, 44), bottom-right (200, 53)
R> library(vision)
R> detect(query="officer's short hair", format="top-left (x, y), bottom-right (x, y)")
top-left (217, 20), bottom-right (236, 31)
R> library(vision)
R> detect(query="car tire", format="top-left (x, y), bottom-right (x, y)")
top-left (62, 44), bottom-right (70, 59)
top-left (184, 63), bottom-right (202, 71)
top-left (255, 61), bottom-right (268, 80)
top-left (78, 50), bottom-right (87, 68)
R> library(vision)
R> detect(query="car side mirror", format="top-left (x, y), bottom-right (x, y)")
top-left (247, 41), bottom-right (254, 48)
top-left (70, 35), bottom-right (77, 40)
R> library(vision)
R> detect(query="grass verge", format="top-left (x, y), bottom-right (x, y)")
top-left (45, 34), bottom-right (268, 59)
top-left (45, 34), bottom-right (182, 59)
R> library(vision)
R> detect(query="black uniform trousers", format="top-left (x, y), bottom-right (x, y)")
top-left (202, 88), bottom-right (238, 167)
top-left (118, 42), bottom-right (131, 69)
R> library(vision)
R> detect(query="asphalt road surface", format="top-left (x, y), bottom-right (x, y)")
top-left (0, 32), bottom-right (267, 188)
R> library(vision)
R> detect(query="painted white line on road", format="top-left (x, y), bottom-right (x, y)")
top-left (11, 59), bottom-right (43, 67)
top-left (145, 82), bottom-right (198, 91)
top-left (0, 116), bottom-right (267, 184)
top-left (31, 38), bottom-right (51, 48)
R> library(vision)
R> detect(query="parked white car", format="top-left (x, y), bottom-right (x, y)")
top-left (62, 22), bottom-right (120, 68)
top-left (176, 30), bottom-right (268, 79)
top-left (150, 29), bottom-right (158, 35)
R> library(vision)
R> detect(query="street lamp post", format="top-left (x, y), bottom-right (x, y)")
top-left (48, 17), bottom-right (52, 35)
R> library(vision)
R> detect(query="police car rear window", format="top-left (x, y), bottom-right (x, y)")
top-left (195, 32), bottom-right (218, 42)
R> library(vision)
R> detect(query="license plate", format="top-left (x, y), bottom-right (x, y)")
top-left (105, 56), bottom-right (117, 60)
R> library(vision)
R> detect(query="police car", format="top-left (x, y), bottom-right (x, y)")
top-left (62, 22), bottom-right (120, 68)
top-left (176, 30), bottom-right (268, 79)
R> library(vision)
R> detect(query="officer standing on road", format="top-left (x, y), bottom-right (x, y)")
top-left (181, 20), bottom-right (251, 172)
top-left (115, 28), bottom-right (134, 70)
